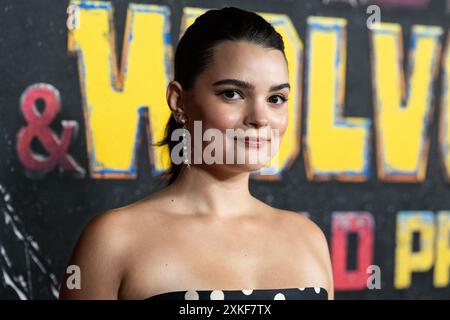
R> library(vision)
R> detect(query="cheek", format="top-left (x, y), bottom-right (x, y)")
top-left (269, 109), bottom-right (289, 136)
top-left (199, 104), bottom-right (242, 131)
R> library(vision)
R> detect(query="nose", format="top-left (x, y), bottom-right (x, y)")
top-left (244, 99), bottom-right (269, 128)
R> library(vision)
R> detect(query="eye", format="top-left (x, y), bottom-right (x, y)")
top-left (218, 89), bottom-right (243, 100)
top-left (269, 95), bottom-right (289, 105)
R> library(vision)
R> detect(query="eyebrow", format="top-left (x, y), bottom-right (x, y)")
top-left (212, 79), bottom-right (290, 92)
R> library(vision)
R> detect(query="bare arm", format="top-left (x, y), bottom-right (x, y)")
top-left (58, 211), bottom-right (129, 299)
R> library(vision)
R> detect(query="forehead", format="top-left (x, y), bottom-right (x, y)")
top-left (200, 40), bottom-right (289, 85)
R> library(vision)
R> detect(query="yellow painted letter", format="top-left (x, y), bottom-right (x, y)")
top-left (440, 34), bottom-right (450, 182)
top-left (395, 211), bottom-right (435, 289)
top-left (371, 24), bottom-right (442, 182)
top-left (305, 17), bottom-right (371, 182)
top-left (68, 1), bottom-right (173, 178)
top-left (435, 211), bottom-right (450, 287)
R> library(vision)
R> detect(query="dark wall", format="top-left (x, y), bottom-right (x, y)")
top-left (1, 0), bottom-right (450, 299)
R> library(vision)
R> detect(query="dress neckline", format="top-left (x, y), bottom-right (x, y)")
top-left (146, 286), bottom-right (328, 300)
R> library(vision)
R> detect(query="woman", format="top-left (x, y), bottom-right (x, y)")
top-left (59, 6), bottom-right (334, 300)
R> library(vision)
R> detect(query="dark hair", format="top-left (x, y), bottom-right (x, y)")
top-left (155, 6), bottom-right (286, 185)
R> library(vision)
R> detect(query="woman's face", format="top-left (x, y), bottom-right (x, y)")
top-left (184, 40), bottom-right (290, 173)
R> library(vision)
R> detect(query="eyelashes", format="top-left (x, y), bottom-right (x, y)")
top-left (219, 90), bottom-right (242, 100)
top-left (269, 95), bottom-right (289, 104)
top-left (217, 89), bottom-right (289, 105)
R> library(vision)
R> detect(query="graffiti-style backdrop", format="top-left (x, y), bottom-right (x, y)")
top-left (1, 0), bottom-right (450, 299)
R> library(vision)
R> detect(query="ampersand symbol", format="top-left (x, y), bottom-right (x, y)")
top-left (17, 83), bottom-right (85, 178)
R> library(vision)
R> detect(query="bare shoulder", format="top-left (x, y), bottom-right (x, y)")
top-left (79, 207), bottom-right (136, 248)
top-left (273, 208), bottom-right (335, 299)
top-left (277, 209), bottom-right (327, 243)
top-left (75, 198), bottom-right (168, 255)
top-left (273, 208), bottom-right (330, 261)
top-left (58, 206), bottom-right (146, 299)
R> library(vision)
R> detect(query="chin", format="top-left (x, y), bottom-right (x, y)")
top-left (231, 162), bottom-right (268, 173)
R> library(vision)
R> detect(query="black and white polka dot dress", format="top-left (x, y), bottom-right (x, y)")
top-left (146, 287), bottom-right (328, 300)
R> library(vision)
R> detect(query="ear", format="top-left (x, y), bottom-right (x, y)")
top-left (166, 80), bottom-right (186, 116)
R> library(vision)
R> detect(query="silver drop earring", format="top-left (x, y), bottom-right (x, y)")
top-left (182, 123), bottom-right (190, 169)
top-left (175, 113), bottom-right (190, 169)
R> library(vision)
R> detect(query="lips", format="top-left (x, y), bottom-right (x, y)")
top-left (234, 136), bottom-right (271, 148)
top-left (244, 136), bottom-right (270, 143)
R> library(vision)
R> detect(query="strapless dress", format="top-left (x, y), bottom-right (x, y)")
top-left (145, 287), bottom-right (328, 300)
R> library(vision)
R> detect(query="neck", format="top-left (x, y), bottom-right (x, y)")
top-left (165, 164), bottom-right (256, 218)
